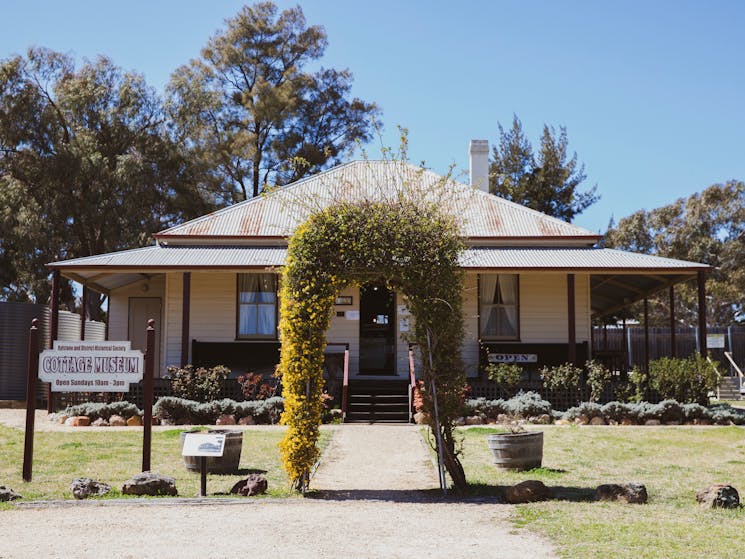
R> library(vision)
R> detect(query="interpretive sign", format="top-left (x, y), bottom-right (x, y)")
top-left (182, 433), bottom-right (226, 457)
top-left (38, 341), bottom-right (144, 392)
top-left (706, 334), bottom-right (725, 349)
top-left (488, 353), bottom-right (538, 364)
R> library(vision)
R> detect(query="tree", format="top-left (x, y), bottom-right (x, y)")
top-left (489, 115), bottom-right (598, 222)
top-left (0, 48), bottom-right (207, 314)
top-left (604, 181), bottom-right (745, 326)
top-left (167, 2), bottom-right (381, 205)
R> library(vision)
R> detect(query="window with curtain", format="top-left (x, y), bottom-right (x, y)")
top-left (479, 274), bottom-right (519, 339)
top-left (237, 273), bottom-right (277, 338)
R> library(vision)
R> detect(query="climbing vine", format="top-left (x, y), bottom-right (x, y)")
top-left (278, 197), bottom-right (468, 492)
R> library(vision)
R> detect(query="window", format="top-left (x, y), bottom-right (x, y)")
top-left (479, 274), bottom-right (519, 339)
top-left (237, 273), bottom-right (277, 338)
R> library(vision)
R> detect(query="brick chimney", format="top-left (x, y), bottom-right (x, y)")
top-left (469, 139), bottom-right (490, 193)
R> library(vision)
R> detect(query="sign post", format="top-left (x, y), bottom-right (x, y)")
top-left (22, 318), bottom-right (40, 482)
top-left (142, 319), bottom-right (155, 472)
top-left (181, 433), bottom-right (226, 497)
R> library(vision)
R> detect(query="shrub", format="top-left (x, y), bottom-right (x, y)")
top-left (237, 372), bottom-right (278, 401)
top-left (585, 360), bottom-right (611, 402)
top-left (563, 402), bottom-right (603, 421)
top-left (153, 396), bottom-right (285, 425)
top-left (504, 391), bottom-right (552, 418)
top-left (600, 401), bottom-right (630, 422)
top-left (540, 363), bottom-right (582, 392)
top-left (648, 354), bottom-right (720, 405)
top-left (166, 364), bottom-right (231, 402)
top-left (61, 401), bottom-right (141, 421)
top-left (485, 362), bottom-right (523, 397)
top-left (463, 397), bottom-right (507, 419)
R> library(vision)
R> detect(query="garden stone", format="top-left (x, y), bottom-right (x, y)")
top-left (694, 418), bottom-right (711, 426)
top-left (92, 418), bottom-right (109, 427)
top-left (596, 483), bottom-right (648, 504)
top-left (122, 472), bottom-right (177, 496)
top-left (230, 474), bottom-right (268, 496)
top-left (496, 414), bottom-right (510, 424)
top-left (126, 415), bottom-right (142, 426)
top-left (65, 416), bottom-right (90, 427)
top-left (0, 485), bottom-right (22, 502)
top-left (57, 414), bottom-right (69, 424)
top-left (238, 415), bottom-right (256, 425)
top-left (70, 478), bottom-right (111, 500)
top-left (696, 484), bottom-right (740, 509)
top-left (590, 416), bottom-right (606, 426)
top-left (620, 418), bottom-right (634, 426)
top-left (664, 420), bottom-right (681, 425)
top-left (575, 415), bottom-right (589, 425)
top-left (109, 415), bottom-right (126, 426)
top-left (465, 415), bottom-right (484, 425)
top-left (533, 414), bottom-right (552, 425)
top-left (505, 480), bottom-right (552, 504)
top-left (216, 414), bottom-right (236, 425)
top-left (644, 419), bottom-right (661, 426)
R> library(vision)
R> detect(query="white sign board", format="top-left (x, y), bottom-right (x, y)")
top-left (488, 353), bottom-right (538, 364)
top-left (39, 341), bottom-right (144, 392)
top-left (345, 310), bottom-right (360, 321)
top-left (181, 433), bottom-right (226, 457)
top-left (707, 334), bottom-right (725, 349)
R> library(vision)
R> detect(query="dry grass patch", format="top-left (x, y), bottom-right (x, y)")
top-left (460, 425), bottom-right (745, 559)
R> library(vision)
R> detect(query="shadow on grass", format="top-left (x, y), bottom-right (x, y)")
top-left (235, 468), bottom-right (268, 476)
top-left (467, 483), bottom-right (597, 502)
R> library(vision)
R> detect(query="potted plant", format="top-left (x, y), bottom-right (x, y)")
top-left (486, 422), bottom-right (543, 471)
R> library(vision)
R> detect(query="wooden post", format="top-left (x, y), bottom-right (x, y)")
top-left (48, 270), bottom-right (61, 414)
top-left (697, 271), bottom-right (707, 358)
top-left (181, 272), bottom-right (191, 367)
top-left (142, 319), bottom-right (155, 472)
top-left (567, 274), bottom-right (576, 365)
top-left (669, 285), bottom-right (676, 358)
top-left (23, 318), bottom-right (40, 482)
top-left (80, 285), bottom-right (88, 340)
top-left (643, 298), bottom-right (650, 372)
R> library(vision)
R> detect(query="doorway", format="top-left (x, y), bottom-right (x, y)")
top-left (128, 297), bottom-right (162, 376)
top-left (359, 284), bottom-right (396, 374)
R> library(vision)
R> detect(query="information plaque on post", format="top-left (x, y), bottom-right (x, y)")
top-left (182, 433), bottom-right (226, 497)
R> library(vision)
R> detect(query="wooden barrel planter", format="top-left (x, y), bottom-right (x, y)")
top-left (487, 431), bottom-right (543, 471)
top-left (180, 429), bottom-right (243, 474)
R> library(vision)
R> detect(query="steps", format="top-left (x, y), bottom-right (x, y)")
top-left (346, 380), bottom-right (411, 423)
top-left (718, 377), bottom-right (743, 401)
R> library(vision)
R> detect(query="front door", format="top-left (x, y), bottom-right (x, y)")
top-left (128, 297), bottom-right (162, 376)
top-left (359, 284), bottom-right (396, 374)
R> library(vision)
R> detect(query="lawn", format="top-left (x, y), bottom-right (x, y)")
top-left (0, 425), bottom-right (331, 502)
top-left (459, 425), bottom-right (745, 559)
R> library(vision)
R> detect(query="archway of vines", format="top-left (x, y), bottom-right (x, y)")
top-left (278, 199), bottom-right (468, 492)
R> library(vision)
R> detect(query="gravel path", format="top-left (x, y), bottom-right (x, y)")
top-left (1, 411), bottom-right (558, 559)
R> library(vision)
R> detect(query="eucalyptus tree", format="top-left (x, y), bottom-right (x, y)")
top-left (167, 2), bottom-right (381, 204)
top-left (0, 48), bottom-right (206, 314)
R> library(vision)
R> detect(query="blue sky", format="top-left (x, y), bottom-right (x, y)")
top-left (1, 0), bottom-right (743, 234)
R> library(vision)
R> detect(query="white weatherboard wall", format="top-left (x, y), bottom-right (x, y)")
top-left (520, 273), bottom-right (590, 343)
top-left (326, 286), bottom-right (360, 375)
top-left (462, 273), bottom-right (480, 377)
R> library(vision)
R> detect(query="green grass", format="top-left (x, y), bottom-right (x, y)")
top-left (0, 425), bottom-right (331, 501)
top-left (458, 425), bottom-right (745, 559)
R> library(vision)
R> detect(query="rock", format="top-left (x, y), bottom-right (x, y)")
top-left (644, 419), bottom-right (661, 426)
top-left (505, 480), bottom-right (552, 504)
top-left (109, 414), bottom-right (126, 426)
top-left (694, 418), bottom-right (712, 426)
top-left (0, 485), bottom-right (22, 502)
top-left (608, 419), bottom-right (618, 426)
top-left (126, 415), bottom-right (143, 427)
top-left (216, 414), bottom-right (236, 426)
top-left (465, 415), bottom-right (484, 425)
top-left (121, 472), bottom-right (177, 497)
top-left (555, 419), bottom-right (572, 426)
top-left (620, 418), bottom-right (634, 426)
top-left (413, 412), bottom-right (429, 425)
top-left (596, 483), bottom-right (648, 504)
top-left (496, 414), bottom-right (510, 424)
top-left (696, 484), bottom-right (740, 509)
top-left (65, 416), bottom-right (90, 427)
top-left (590, 416), bottom-right (607, 426)
top-left (70, 478), bottom-right (111, 500)
top-left (57, 414), bottom-right (69, 424)
top-left (238, 415), bottom-right (256, 425)
top-left (230, 474), bottom-right (268, 497)
top-left (575, 414), bottom-right (589, 425)
top-left (92, 418), bottom-right (109, 427)
top-left (533, 414), bottom-right (552, 425)
top-left (454, 417), bottom-right (466, 426)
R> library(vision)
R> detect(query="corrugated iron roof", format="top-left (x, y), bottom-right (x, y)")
top-left (52, 245), bottom-right (705, 273)
top-left (156, 160), bottom-right (599, 242)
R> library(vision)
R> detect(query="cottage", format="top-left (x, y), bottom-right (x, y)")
top-left (49, 141), bottom-right (708, 416)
